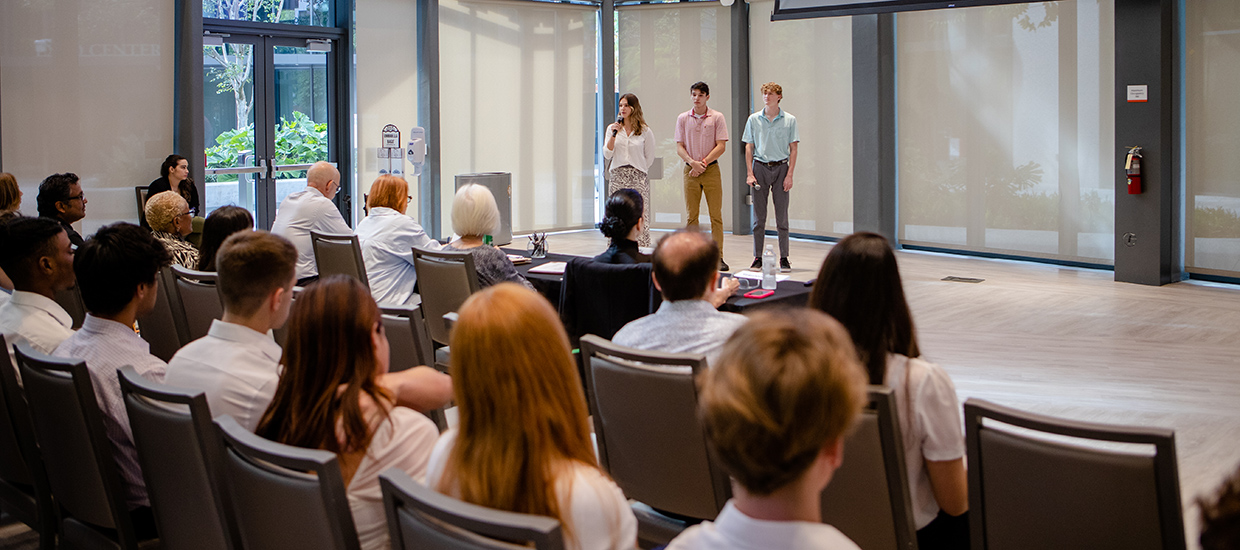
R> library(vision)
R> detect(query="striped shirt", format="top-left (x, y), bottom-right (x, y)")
top-left (54, 314), bottom-right (167, 510)
top-left (674, 108), bottom-right (729, 162)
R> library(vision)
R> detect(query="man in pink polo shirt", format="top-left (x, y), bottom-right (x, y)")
top-left (675, 81), bottom-right (730, 271)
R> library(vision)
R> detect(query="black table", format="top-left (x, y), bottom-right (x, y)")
top-left (505, 248), bottom-right (810, 313)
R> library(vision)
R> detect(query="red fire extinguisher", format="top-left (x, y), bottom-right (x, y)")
top-left (1125, 146), bottom-right (1143, 195)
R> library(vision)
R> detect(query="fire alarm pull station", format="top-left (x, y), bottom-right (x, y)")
top-left (1125, 146), bottom-right (1143, 195)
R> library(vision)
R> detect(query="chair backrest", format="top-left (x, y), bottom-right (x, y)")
top-left (14, 343), bottom-right (141, 546)
top-left (820, 387), bottom-right (918, 550)
top-left (380, 305), bottom-right (436, 372)
top-left (53, 285), bottom-right (86, 330)
top-left (171, 264), bottom-right (225, 342)
top-left (138, 266), bottom-right (188, 361)
top-left (380, 469), bottom-right (564, 550)
top-left (119, 367), bottom-right (238, 550)
top-left (272, 285), bottom-right (304, 349)
top-left (0, 336), bottom-right (55, 545)
top-left (411, 247), bottom-right (480, 346)
top-left (136, 186), bottom-right (151, 229)
top-left (311, 231), bottom-right (370, 289)
top-left (559, 258), bottom-right (657, 347)
top-left (964, 398), bottom-right (1185, 550)
top-left (214, 415), bottom-right (361, 550)
top-left (578, 335), bottom-right (729, 520)
top-left (0, 336), bottom-right (34, 487)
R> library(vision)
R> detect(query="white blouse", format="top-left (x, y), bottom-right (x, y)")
top-left (356, 207), bottom-right (442, 306)
top-left (603, 125), bottom-right (656, 175)
top-left (349, 407), bottom-right (440, 550)
top-left (425, 429), bottom-right (638, 550)
top-left (884, 354), bottom-right (967, 529)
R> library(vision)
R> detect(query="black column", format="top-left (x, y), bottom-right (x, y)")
top-left (601, 0), bottom-right (615, 220)
top-left (417, 0), bottom-right (443, 239)
top-left (731, 0), bottom-right (752, 236)
top-left (851, 13), bottom-right (897, 243)
top-left (174, 0), bottom-right (205, 202)
top-left (1114, 0), bottom-right (1180, 285)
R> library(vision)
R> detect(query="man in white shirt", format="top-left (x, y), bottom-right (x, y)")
top-left (270, 161), bottom-right (352, 285)
top-left (667, 309), bottom-right (868, 550)
top-left (166, 231), bottom-right (297, 431)
top-left (612, 230), bottom-right (741, 365)
top-left (53, 222), bottom-right (172, 538)
top-left (0, 217), bottom-right (78, 370)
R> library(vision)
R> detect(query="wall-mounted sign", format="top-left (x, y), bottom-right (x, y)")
top-left (1127, 85), bottom-right (1148, 103)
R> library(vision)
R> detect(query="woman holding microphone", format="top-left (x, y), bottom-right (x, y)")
top-left (603, 93), bottom-right (655, 248)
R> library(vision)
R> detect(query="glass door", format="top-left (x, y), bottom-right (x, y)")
top-left (203, 34), bottom-right (333, 229)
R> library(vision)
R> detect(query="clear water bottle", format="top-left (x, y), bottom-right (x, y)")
top-left (761, 244), bottom-right (777, 290)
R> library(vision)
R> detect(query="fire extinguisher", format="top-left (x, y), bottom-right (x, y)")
top-left (1125, 146), bottom-right (1143, 195)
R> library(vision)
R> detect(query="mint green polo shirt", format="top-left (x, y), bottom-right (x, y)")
top-left (741, 109), bottom-right (799, 163)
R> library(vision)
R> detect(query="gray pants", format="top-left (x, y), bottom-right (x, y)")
top-left (751, 160), bottom-right (790, 258)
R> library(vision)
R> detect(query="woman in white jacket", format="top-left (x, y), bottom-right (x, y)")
top-left (356, 175), bottom-right (441, 305)
top-left (603, 93), bottom-right (655, 247)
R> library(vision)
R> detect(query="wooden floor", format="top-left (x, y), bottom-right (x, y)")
top-left (2, 228), bottom-right (1234, 548)
top-left (550, 228), bottom-right (1240, 548)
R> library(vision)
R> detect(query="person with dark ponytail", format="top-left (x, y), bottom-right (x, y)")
top-left (593, 189), bottom-right (651, 264)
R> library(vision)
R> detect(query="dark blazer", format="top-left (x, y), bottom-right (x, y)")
top-left (592, 238), bottom-right (651, 265)
top-left (147, 176), bottom-right (201, 214)
top-left (559, 257), bottom-right (658, 347)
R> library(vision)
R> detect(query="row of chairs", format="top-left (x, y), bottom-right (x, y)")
top-left (0, 337), bottom-right (569, 549)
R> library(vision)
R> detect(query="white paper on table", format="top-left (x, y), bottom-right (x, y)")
top-left (528, 261), bottom-right (567, 275)
top-left (733, 271), bottom-right (789, 282)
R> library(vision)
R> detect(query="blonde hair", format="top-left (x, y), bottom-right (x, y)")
top-left (0, 173), bottom-right (19, 212)
top-left (699, 308), bottom-right (867, 495)
top-left (145, 190), bottom-right (188, 233)
top-left (760, 82), bottom-right (783, 97)
top-left (366, 175), bottom-right (409, 214)
top-left (441, 283), bottom-right (597, 543)
top-left (450, 183), bottom-right (499, 238)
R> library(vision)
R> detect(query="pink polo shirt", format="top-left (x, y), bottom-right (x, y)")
top-left (675, 108), bottom-right (729, 162)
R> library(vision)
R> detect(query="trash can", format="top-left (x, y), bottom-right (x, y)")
top-left (455, 172), bottom-right (512, 246)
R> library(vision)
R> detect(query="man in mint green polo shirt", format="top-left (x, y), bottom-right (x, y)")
top-left (743, 82), bottom-right (799, 272)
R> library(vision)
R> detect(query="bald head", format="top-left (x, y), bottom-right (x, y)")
top-left (652, 230), bottom-right (720, 301)
top-left (306, 161), bottom-right (341, 199)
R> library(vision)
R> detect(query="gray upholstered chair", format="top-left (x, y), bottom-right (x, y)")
top-left (170, 264), bottom-right (225, 342)
top-left (311, 231), bottom-right (370, 289)
top-left (821, 387), bottom-right (918, 550)
top-left (964, 398), bottom-right (1186, 550)
top-left (137, 266), bottom-right (187, 361)
top-left (0, 336), bottom-right (57, 549)
top-left (578, 335), bottom-right (730, 546)
top-left (411, 247), bottom-right (480, 372)
top-left (135, 186), bottom-right (151, 229)
top-left (14, 343), bottom-right (159, 549)
top-left (380, 468), bottom-right (564, 550)
top-left (380, 305), bottom-right (447, 431)
top-left (214, 415), bottom-right (361, 550)
top-left (119, 367), bottom-right (239, 550)
top-left (53, 285), bottom-right (86, 330)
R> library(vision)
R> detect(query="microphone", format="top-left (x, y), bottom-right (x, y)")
top-left (612, 116), bottom-right (623, 137)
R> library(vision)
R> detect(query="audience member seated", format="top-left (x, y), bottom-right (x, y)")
top-left (0, 217), bottom-right (77, 367)
top-left (147, 154), bottom-right (201, 216)
top-left (611, 230), bottom-right (742, 365)
top-left (166, 231), bottom-right (296, 431)
top-left (145, 190), bottom-right (200, 269)
top-left (271, 161), bottom-right (353, 286)
top-left (255, 276), bottom-right (440, 550)
top-left (808, 232), bottom-right (969, 549)
top-left (666, 309), bottom-right (867, 550)
top-left (356, 175), bottom-right (440, 305)
top-left (1199, 463), bottom-right (1240, 550)
top-left (594, 189), bottom-right (650, 264)
top-left (195, 205), bottom-right (254, 272)
top-left (0, 172), bottom-right (20, 223)
top-left (37, 172), bottom-right (87, 247)
top-left (442, 183), bottom-right (532, 290)
top-left (426, 283), bottom-right (637, 550)
top-left (53, 222), bottom-right (172, 534)
top-left (0, 172), bottom-right (23, 296)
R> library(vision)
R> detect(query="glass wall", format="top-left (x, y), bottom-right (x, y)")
top-left (439, 0), bottom-right (598, 234)
top-left (897, 0), bottom-right (1115, 263)
top-left (1185, 0), bottom-right (1240, 278)
top-left (0, 0), bottom-right (175, 234)
top-left (749, 0), bottom-right (853, 238)
top-left (356, 0), bottom-right (420, 219)
top-left (205, 0), bottom-right (335, 27)
top-left (617, 2), bottom-right (733, 230)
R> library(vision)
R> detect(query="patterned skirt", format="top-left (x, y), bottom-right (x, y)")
top-left (608, 165), bottom-right (651, 248)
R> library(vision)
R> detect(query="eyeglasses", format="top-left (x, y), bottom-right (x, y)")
top-left (63, 194), bottom-right (85, 203)
top-left (176, 211), bottom-right (192, 219)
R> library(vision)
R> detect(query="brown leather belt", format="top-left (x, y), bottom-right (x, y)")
top-left (685, 160), bottom-right (719, 168)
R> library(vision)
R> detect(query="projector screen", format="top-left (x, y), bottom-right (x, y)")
top-left (771, 0), bottom-right (1031, 20)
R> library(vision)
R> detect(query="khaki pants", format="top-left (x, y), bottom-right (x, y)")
top-left (684, 163), bottom-right (724, 252)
